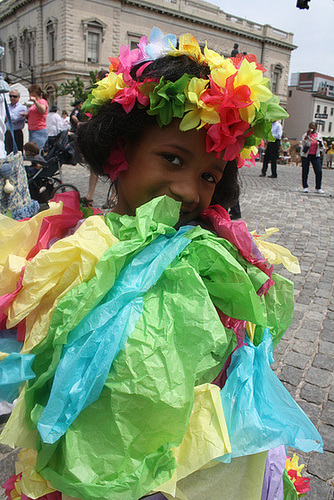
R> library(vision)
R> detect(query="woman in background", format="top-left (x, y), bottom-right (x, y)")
top-left (300, 121), bottom-right (324, 194)
top-left (26, 84), bottom-right (49, 151)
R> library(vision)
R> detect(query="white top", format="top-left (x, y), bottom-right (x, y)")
top-left (0, 95), bottom-right (6, 158)
top-left (61, 116), bottom-right (71, 131)
top-left (46, 112), bottom-right (63, 137)
top-left (271, 121), bottom-right (283, 140)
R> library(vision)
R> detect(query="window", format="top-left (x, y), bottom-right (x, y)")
top-left (288, 90), bottom-right (292, 97)
top-left (20, 29), bottom-right (35, 68)
top-left (46, 19), bottom-right (57, 63)
top-left (0, 42), bottom-right (4, 72)
top-left (324, 106), bottom-right (327, 115)
top-left (316, 105), bottom-right (320, 113)
top-left (272, 71), bottom-right (279, 93)
top-left (270, 63), bottom-right (283, 94)
top-left (329, 122), bottom-right (332, 133)
top-left (128, 33), bottom-right (143, 52)
top-left (88, 33), bottom-right (99, 62)
top-left (331, 108), bottom-right (334, 116)
top-left (8, 36), bottom-right (17, 73)
top-left (82, 19), bottom-right (106, 64)
top-left (45, 84), bottom-right (56, 107)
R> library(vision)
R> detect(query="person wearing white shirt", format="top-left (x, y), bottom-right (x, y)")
top-left (61, 110), bottom-right (71, 131)
top-left (46, 105), bottom-right (63, 139)
top-left (260, 120), bottom-right (283, 178)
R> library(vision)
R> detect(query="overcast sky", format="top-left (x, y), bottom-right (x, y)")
top-left (209, 0), bottom-right (334, 80)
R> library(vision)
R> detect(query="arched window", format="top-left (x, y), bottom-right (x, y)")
top-left (46, 18), bottom-right (58, 63)
top-left (45, 83), bottom-right (56, 107)
top-left (82, 19), bottom-right (106, 64)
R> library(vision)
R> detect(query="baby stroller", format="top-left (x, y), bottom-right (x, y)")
top-left (27, 131), bottom-right (79, 204)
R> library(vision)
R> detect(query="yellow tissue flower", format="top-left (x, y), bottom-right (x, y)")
top-left (180, 78), bottom-right (220, 130)
top-left (203, 44), bottom-right (226, 69)
top-left (171, 33), bottom-right (206, 64)
top-left (91, 72), bottom-right (126, 105)
top-left (285, 454), bottom-right (305, 475)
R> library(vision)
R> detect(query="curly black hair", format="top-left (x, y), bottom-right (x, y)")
top-left (77, 54), bottom-right (239, 210)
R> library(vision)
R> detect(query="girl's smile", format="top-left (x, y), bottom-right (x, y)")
top-left (115, 120), bottom-right (227, 225)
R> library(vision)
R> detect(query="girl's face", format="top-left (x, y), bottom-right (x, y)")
top-left (116, 120), bottom-right (227, 226)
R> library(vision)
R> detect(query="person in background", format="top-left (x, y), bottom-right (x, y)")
top-left (5, 89), bottom-right (27, 153)
top-left (46, 105), bottom-right (63, 141)
top-left (23, 141), bottom-right (46, 176)
top-left (325, 141), bottom-right (334, 168)
top-left (281, 136), bottom-right (290, 157)
top-left (260, 120), bottom-right (282, 178)
top-left (26, 84), bottom-right (49, 150)
top-left (70, 99), bottom-right (83, 133)
top-left (300, 121), bottom-right (324, 194)
top-left (61, 110), bottom-right (71, 131)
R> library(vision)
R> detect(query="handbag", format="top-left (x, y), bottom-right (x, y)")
top-left (0, 99), bottom-right (39, 219)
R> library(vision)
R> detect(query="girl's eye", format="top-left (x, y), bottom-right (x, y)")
top-left (163, 154), bottom-right (182, 166)
top-left (202, 173), bottom-right (217, 184)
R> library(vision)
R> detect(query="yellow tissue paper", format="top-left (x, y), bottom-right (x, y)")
top-left (6, 216), bottom-right (118, 352)
top-left (153, 383), bottom-right (231, 497)
top-left (16, 448), bottom-right (57, 499)
top-left (0, 202), bottom-right (63, 270)
top-left (163, 452), bottom-right (268, 500)
top-left (0, 388), bottom-right (38, 450)
top-left (0, 255), bottom-right (28, 296)
top-left (251, 228), bottom-right (301, 274)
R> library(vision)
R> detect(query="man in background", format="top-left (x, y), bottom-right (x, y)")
top-left (70, 99), bottom-right (83, 133)
top-left (260, 120), bottom-right (283, 178)
top-left (5, 89), bottom-right (27, 153)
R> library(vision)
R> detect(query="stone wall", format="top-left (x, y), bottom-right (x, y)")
top-left (0, 0), bottom-right (295, 112)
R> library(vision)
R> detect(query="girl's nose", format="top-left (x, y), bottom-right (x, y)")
top-left (170, 178), bottom-right (200, 205)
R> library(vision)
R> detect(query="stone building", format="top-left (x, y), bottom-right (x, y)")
top-left (0, 0), bottom-right (296, 111)
top-left (285, 72), bottom-right (334, 139)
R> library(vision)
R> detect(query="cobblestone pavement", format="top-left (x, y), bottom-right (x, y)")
top-left (1, 161), bottom-right (333, 499)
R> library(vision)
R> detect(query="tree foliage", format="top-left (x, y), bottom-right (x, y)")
top-left (55, 70), bottom-right (104, 103)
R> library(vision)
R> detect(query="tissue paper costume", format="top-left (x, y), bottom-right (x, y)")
top-left (0, 193), bottom-right (322, 500)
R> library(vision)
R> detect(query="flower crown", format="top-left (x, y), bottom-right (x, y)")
top-left (83, 27), bottom-right (288, 168)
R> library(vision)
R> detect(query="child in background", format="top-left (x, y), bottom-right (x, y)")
top-left (23, 141), bottom-right (46, 176)
top-left (1, 28), bottom-right (322, 500)
top-left (61, 110), bottom-right (71, 131)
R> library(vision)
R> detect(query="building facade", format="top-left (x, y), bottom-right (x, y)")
top-left (0, 0), bottom-right (296, 111)
top-left (285, 72), bottom-right (334, 139)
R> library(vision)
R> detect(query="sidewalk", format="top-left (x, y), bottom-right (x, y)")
top-left (1, 161), bottom-right (333, 499)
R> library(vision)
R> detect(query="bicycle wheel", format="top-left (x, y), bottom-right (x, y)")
top-left (52, 183), bottom-right (80, 196)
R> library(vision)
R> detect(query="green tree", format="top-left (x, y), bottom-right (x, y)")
top-left (55, 70), bottom-right (104, 104)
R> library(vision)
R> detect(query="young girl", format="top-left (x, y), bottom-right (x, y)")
top-left (0, 28), bottom-right (322, 500)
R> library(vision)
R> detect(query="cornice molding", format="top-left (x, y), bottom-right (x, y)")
top-left (122, 0), bottom-right (296, 50)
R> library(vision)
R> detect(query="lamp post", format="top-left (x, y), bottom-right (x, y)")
top-left (19, 60), bottom-right (34, 84)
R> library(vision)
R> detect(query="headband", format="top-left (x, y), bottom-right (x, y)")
top-left (83, 27), bottom-right (288, 169)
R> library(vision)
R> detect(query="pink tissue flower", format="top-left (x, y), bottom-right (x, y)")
top-left (103, 144), bottom-right (129, 182)
top-left (206, 107), bottom-right (250, 160)
top-left (113, 82), bottom-right (149, 113)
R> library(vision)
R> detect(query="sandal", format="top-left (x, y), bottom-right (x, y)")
top-left (81, 197), bottom-right (94, 207)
